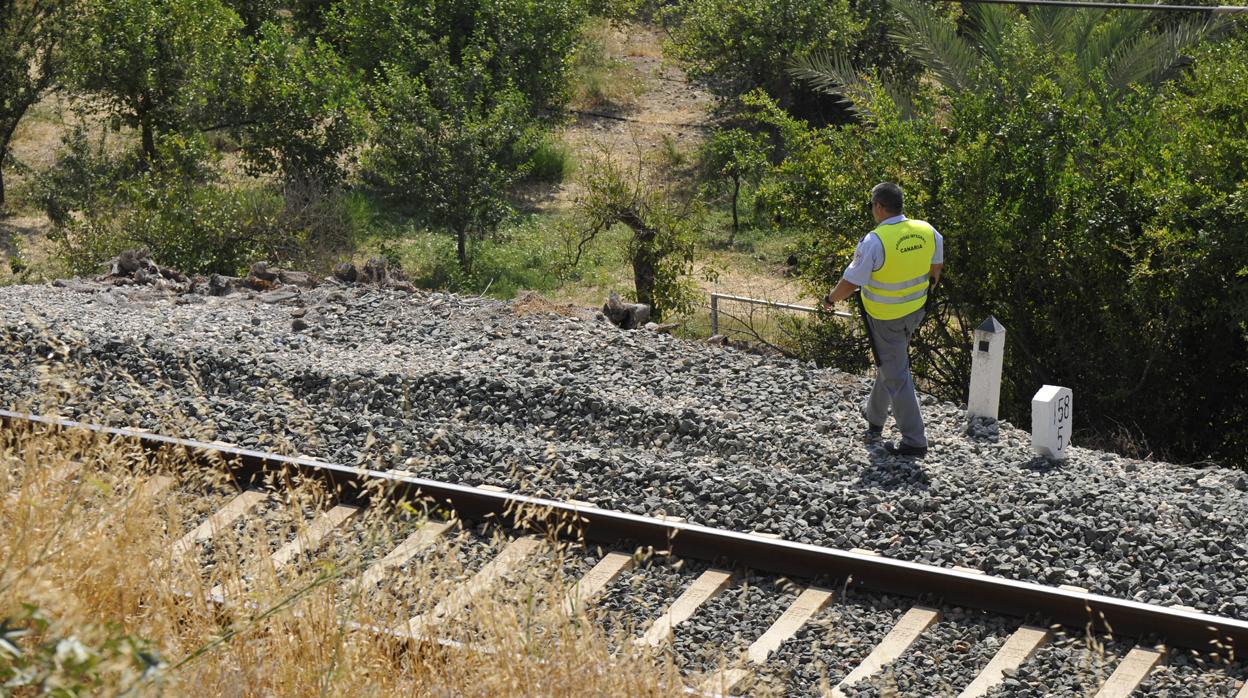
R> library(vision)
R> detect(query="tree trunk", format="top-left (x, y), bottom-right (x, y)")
top-left (138, 91), bottom-right (156, 166)
top-left (141, 117), bottom-right (156, 166)
top-left (627, 220), bottom-right (658, 315)
top-left (0, 121), bottom-right (17, 210)
top-left (456, 226), bottom-right (468, 271)
top-left (730, 175), bottom-right (740, 244)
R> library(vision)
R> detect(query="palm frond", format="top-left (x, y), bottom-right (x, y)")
top-left (967, 2), bottom-right (1020, 68)
top-left (788, 51), bottom-right (879, 119)
top-left (886, 0), bottom-right (982, 93)
top-left (1103, 31), bottom-right (1162, 94)
top-left (1149, 17), bottom-right (1222, 85)
top-left (1078, 10), bottom-right (1154, 80)
top-left (1104, 17), bottom-right (1215, 94)
top-left (1069, 8), bottom-right (1109, 71)
top-left (1026, 5), bottom-right (1079, 51)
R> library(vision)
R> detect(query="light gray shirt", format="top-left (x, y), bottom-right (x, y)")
top-left (841, 215), bottom-right (944, 287)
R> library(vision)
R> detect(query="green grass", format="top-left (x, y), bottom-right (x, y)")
top-left (359, 210), bottom-right (633, 302)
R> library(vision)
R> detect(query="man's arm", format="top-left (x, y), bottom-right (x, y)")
top-left (930, 262), bottom-right (943, 284)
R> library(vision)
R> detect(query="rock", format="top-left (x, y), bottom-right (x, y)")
top-left (291, 318), bottom-right (309, 332)
top-left (652, 322), bottom-right (680, 335)
top-left (260, 288), bottom-right (300, 304)
top-left (601, 292), bottom-right (650, 330)
top-left (249, 262), bottom-right (278, 282)
top-left (278, 270), bottom-right (315, 287)
top-left (208, 274), bottom-right (237, 297)
top-left (707, 334), bottom-right (728, 346)
top-left (333, 262), bottom-right (358, 283)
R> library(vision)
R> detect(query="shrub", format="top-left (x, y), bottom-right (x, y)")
top-left (40, 132), bottom-right (362, 277)
top-left (525, 136), bottom-right (575, 185)
top-left (568, 149), bottom-right (706, 319)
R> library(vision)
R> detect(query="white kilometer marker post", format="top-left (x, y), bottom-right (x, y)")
top-left (968, 316), bottom-right (1006, 420)
top-left (1031, 384), bottom-right (1073, 459)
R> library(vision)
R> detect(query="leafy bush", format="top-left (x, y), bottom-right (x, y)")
top-left (331, 0), bottom-right (586, 116)
top-left (525, 136), bottom-right (575, 185)
top-left (0, 604), bottom-right (163, 694)
top-left (698, 127), bottom-right (770, 243)
top-left (363, 69), bottom-right (538, 270)
top-left (568, 150), bottom-right (706, 319)
top-left (66, 0), bottom-right (248, 162)
top-left (343, 0), bottom-right (586, 270)
top-left (240, 22), bottom-right (365, 195)
top-left (41, 133), bottom-right (361, 276)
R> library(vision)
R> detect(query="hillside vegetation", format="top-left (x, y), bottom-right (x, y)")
top-left (0, 0), bottom-right (1245, 467)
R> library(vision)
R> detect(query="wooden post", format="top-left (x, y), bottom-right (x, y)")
top-left (968, 316), bottom-right (1006, 420)
top-left (1031, 385), bottom-right (1073, 459)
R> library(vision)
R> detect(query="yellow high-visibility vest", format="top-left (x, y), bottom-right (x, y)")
top-left (860, 219), bottom-right (937, 320)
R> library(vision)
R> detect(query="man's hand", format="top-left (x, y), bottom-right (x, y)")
top-left (821, 278), bottom-right (860, 312)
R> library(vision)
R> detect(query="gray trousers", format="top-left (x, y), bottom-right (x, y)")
top-left (862, 308), bottom-right (927, 448)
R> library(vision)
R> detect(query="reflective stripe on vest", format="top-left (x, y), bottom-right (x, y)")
top-left (861, 219), bottom-right (937, 320)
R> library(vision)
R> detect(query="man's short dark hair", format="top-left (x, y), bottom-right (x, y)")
top-left (871, 182), bottom-right (904, 214)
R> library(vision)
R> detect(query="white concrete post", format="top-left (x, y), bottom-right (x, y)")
top-left (968, 316), bottom-right (1006, 420)
top-left (1031, 385), bottom-right (1073, 459)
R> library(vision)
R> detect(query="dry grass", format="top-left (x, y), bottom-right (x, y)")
top-left (510, 290), bottom-right (591, 318)
top-left (0, 420), bottom-right (696, 696)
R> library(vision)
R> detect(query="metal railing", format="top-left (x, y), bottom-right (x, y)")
top-left (709, 292), bottom-right (852, 336)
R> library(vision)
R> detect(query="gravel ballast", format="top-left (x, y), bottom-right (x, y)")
top-left (3, 281), bottom-right (1248, 692)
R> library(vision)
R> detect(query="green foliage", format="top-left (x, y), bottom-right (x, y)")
top-left (770, 32), bottom-right (1248, 466)
top-left (0, 604), bottom-right (163, 694)
top-left (66, 0), bottom-right (247, 162)
top-left (341, 0), bottom-right (587, 270)
top-left (793, 0), bottom-right (1220, 117)
top-left (221, 0), bottom-right (280, 35)
top-left (0, 0), bottom-right (79, 207)
top-left (32, 125), bottom-right (139, 228)
top-left (663, 0), bottom-right (861, 114)
top-left (241, 22), bottom-right (366, 194)
top-left (331, 0), bottom-right (586, 116)
top-left (43, 132), bottom-right (360, 276)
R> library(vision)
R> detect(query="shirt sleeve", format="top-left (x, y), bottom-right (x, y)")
top-left (932, 229), bottom-right (944, 265)
top-left (841, 233), bottom-right (883, 287)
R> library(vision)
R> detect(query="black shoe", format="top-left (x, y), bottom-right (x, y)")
top-left (884, 441), bottom-right (928, 458)
top-left (860, 407), bottom-right (883, 442)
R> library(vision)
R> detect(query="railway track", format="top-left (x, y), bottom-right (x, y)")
top-left (4, 409), bottom-right (1248, 696)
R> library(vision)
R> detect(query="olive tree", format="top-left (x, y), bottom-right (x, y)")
top-left (0, 0), bottom-right (79, 208)
top-left (66, 0), bottom-right (246, 165)
top-left (569, 148), bottom-right (705, 319)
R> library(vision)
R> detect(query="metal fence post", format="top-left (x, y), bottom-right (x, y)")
top-left (710, 294), bottom-right (719, 336)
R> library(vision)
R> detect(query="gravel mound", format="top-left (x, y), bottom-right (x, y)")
top-left (2, 282), bottom-right (1246, 626)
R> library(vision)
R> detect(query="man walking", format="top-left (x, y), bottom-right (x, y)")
top-left (821, 182), bottom-right (943, 457)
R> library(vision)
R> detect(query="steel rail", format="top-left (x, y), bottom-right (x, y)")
top-left (935, 0), bottom-right (1248, 13)
top-left (4, 408), bottom-right (1247, 656)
